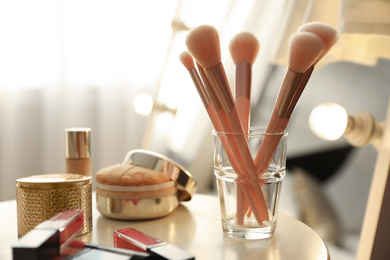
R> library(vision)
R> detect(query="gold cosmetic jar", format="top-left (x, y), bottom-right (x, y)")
top-left (96, 149), bottom-right (197, 220)
top-left (16, 173), bottom-right (92, 237)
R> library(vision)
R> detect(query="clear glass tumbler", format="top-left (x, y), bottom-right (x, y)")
top-left (213, 127), bottom-right (287, 240)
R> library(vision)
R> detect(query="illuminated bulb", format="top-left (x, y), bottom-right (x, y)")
top-left (310, 103), bottom-right (384, 149)
top-left (134, 93), bottom-right (153, 116)
top-left (309, 103), bottom-right (349, 141)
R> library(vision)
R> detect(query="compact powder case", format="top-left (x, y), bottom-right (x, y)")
top-left (96, 149), bottom-right (197, 220)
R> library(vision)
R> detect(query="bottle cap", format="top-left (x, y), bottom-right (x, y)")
top-left (65, 128), bottom-right (91, 159)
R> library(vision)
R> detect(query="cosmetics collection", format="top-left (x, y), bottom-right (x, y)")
top-left (12, 21), bottom-right (338, 259)
top-left (13, 210), bottom-right (194, 260)
top-left (181, 22), bottom-right (338, 230)
top-left (13, 128), bottom-right (196, 259)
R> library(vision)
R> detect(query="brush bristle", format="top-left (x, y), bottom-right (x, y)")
top-left (229, 32), bottom-right (260, 65)
top-left (185, 25), bottom-right (221, 69)
top-left (298, 22), bottom-right (339, 54)
top-left (180, 51), bottom-right (196, 71)
top-left (288, 32), bottom-right (325, 73)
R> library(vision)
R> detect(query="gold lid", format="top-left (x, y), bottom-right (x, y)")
top-left (16, 173), bottom-right (92, 190)
top-left (65, 128), bottom-right (91, 159)
top-left (122, 149), bottom-right (197, 201)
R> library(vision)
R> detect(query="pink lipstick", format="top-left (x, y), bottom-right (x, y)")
top-left (114, 228), bottom-right (195, 260)
top-left (12, 209), bottom-right (83, 260)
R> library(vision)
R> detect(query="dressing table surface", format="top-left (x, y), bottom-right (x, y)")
top-left (0, 193), bottom-right (329, 260)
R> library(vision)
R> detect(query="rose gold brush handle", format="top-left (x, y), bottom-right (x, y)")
top-left (234, 61), bottom-right (253, 215)
top-left (206, 63), bottom-right (256, 178)
top-left (225, 106), bottom-right (269, 221)
top-left (253, 30), bottom-right (326, 174)
top-left (200, 64), bottom-right (267, 223)
top-left (188, 69), bottom-right (210, 109)
top-left (285, 66), bottom-right (314, 119)
top-left (197, 66), bottom-right (249, 224)
top-left (194, 67), bottom-right (246, 176)
top-left (190, 66), bottom-right (247, 224)
top-left (254, 69), bottom-right (304, 175)
top-left (215, 109), bottom-right (258, 224)
top-left (206, 63), bottom-right (269, 222)
top-left (215, 108), bottom-right (269, 223)
top-left (235, 62), bottom-right (252, 136)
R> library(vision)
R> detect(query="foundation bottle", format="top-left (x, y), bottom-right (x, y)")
top-left (65, 128), bottom-right (91, 176)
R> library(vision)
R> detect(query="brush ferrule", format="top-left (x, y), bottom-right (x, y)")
top-left (275, 69), bottom-right (303, 118)
top-left (235, 62), bottom-right (251, 98)
top-left (284, 66), bottom-right (314, 118)
top-left (189, 69), bottom-right (210, 108)
top-left (206, 63), bottom-right (234, 115)
top-left (198, 66), bottom-right (221, 112)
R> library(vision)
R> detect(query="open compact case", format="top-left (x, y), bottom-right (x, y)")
top-left (96, 149), bottom-right (197, 220)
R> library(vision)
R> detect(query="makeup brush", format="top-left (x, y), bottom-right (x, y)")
top-left (229, 32), bottom-right (260, 135)
top-left (179, 51), bottom-right (244, 176)
top-left (199, 61), bottom-right (254, 224)
top-left (180, 51), bottom-right (248, 224)
top-left (228, 33), bottom-right (260, 218)
top-left (298, 22), bottom-right (338, 64)
top-left (254, 32), bottom-right (326, 175)
top-left (278, 23), bottom-right (338, 127)
top-left (194, 61), bottom-right (247, 172)
top-left (282, 22), bottom-right (339, 118)
top-left (186, 25), bottom-right (269, 223)
top-left (185, 25), bottom-right (254, 178)
top-left (179, 51), bottom-right (211, 111)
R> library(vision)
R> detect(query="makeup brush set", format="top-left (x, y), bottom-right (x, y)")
top-left (180, 22), bottom-right (338, 226)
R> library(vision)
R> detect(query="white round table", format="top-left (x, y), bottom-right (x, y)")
top-left (0, 193), bottom-right (329, 260)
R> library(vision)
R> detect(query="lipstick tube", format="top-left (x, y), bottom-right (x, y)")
top-left (114, 228), bottom-right (195, 260)
top-left (35, 209), bottom-right (84, 250)
top-left (13, 210), bottom-right (84, 260)
top-left (65, 128), bottom-right (91, 176)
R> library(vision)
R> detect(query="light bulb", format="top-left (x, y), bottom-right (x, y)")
top-left (134, 93), bottom-right (153, 116)
top-left (309, 103), bottom-right (349, 141)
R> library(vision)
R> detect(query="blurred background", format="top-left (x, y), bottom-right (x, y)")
top-left (1, 0), bottom-right (390, 259)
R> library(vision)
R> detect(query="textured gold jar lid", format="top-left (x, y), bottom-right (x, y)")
top-left (122, 149), bottom-right (197, 201)
top-left (16, 173), bottom-right (92, 190)
top-left (16, 173), bottom-right (93, 237)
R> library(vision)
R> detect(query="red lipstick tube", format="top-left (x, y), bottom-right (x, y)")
top-left (114, 228), bottom-right (195, 260)
top-left (12, 209), bottom-right (84, 260)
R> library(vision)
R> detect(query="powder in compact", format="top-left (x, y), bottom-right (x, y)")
top-left (96, 164), bottom-right (170, 186)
